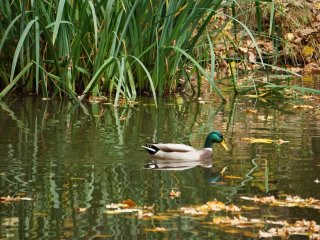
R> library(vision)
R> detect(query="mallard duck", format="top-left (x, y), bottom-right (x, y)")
top-left (142, 131), bottom-right (228, 160)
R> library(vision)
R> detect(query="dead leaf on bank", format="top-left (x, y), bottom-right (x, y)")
top-left (243, 109), bottom-right (258, 114)
top-left (248, 52), bottom-right (256, 63)
top-left (292, 104), bottom-right (314, 110)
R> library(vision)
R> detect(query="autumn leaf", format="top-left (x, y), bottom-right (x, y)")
top-left (241, 138), bottom-right (274, 144)
top-left (225, 175), bottom-right (243, 179)
top-left (76, 208), bottom-right (88, 213)
top-left (245, 109), bottom-right (258, 114)
top-left (169, 190), bottom-right (181, 199)
top-left (241, 195), bottom-right (320, 210)
top-left (292, 104), bottom-right (314, 110)
top-left (207, 200), bottom-right (226, 211)
top-left (0, 196), bottom-right (33, 202)
top-left (144, 227), bottom-right (167, 232)
top-left (242, 137), bottom-right (289, 145)
top-left (122, 199), bottom-right (136, 208)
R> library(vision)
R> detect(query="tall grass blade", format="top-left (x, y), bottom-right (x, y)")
top-left (0, 62), bottom-right (33, 99)
top-left (35, 17), bottom-right (40, 94)
top-left (10, 19), bottom-right (37, 82)
top-left (0, 14), bottom-right (21, 53)
top-left (88, 0), bottom-right (98, 48)
top-left (52, 0), bottom-right (66, 45)
top-left (80, 57), bottom-right (116, 101)
top-left (128, 55), bottom-right (157, 107)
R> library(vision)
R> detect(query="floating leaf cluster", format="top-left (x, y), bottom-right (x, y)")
top-left (241, 195), bottom-right (320, 210)
top-left (179, 200), bottom-right (241, 216)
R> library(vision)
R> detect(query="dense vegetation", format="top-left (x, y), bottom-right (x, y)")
top-left (0, 0), bottom-right (319, 104)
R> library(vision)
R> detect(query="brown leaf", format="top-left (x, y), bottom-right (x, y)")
top-left (122, 199), bottom-right (136, 208)
top-left (248, 51), bottom-right (256, 63)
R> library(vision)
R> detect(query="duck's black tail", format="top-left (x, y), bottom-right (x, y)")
top-left (142, 145), bottom-right (159, 155)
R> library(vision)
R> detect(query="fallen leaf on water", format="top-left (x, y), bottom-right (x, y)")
top-left (225, 175), bottom-right (243, 179)
top-left (0, 196), bottom-right (33, 202)
top-left (144, 227), bottom-right (167, 232)
top-left (143, 204), bottom-right (155, 211)
top-left (180, 207), bottom-right (207, 216)
top-left (259, 219), bottom-right (320, 238)
top-left (242, 138), bottom-right (289, 145)
top-left (275, 139), bottom-right (290, 145)
top-left (1, 217), bottom-right (19, 227)
top-left (76, 208), bottom-right (88, 212)
top-left (150, 215), bottom-right (173, 220)
top-left (206, 200), bottom-right (226, 211)
top-left (225, 204), bottom-right (241, 212)
top-left (240, 196), bottom-right (276, 204)
top-left (212, 215), bottom-right (263, 228)
top-left (169, 190), bottom-right (181, 199)
top-left (241, 138), bottom-right (274, 144)
top-left (241, 195), bottom-right (320, 210)
top-left (122, 199), bottom-right (136, 208)
top-left (105, 203), bottom-right (128, 209)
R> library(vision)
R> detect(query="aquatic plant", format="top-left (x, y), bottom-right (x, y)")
top-left (1, 0), bottom-right (318, 103)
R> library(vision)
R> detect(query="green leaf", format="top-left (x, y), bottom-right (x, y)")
top-left (0, 62), bottom-right (34, 99)
top-left (10, 19), bottom-right (37, 82)
top-left (52, 0), bottom-right (66, 45)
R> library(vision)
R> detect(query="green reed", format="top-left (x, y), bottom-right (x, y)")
top-left (0, 0), bottom-right (311, 104)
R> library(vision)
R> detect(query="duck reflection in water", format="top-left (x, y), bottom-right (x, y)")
top-left (144, 158), bottom-right (228, 185)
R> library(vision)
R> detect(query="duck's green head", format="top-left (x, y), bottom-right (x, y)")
top-left (203, 131), bottom-right (228, 150)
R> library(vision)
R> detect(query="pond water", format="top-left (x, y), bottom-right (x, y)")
top-left (0, 93), bottom-right (320, 239)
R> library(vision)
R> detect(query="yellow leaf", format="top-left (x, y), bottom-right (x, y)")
top-left (225, 175), bottom-right (243, 179)
top-left (302, 46), bottom-right (314, 57)
top-left (241, 138), bottom-right (274, 144)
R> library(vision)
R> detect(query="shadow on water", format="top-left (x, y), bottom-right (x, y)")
top-left (0, 92), bottom-right (320, 239)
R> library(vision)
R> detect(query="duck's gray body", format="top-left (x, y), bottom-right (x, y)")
top-left (142, 143), bottom-right (212, 161)
top-left (142, 131), bottom-right (228, 161)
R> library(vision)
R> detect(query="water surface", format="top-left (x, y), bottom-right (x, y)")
top-left (0, 94), bottom-right (319, 239)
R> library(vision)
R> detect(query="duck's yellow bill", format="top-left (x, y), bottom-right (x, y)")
top-left (220, 139), bottom-right (229, 151)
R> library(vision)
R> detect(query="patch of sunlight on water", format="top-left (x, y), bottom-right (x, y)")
top-left (0, 92), bottom-right (320, 239)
